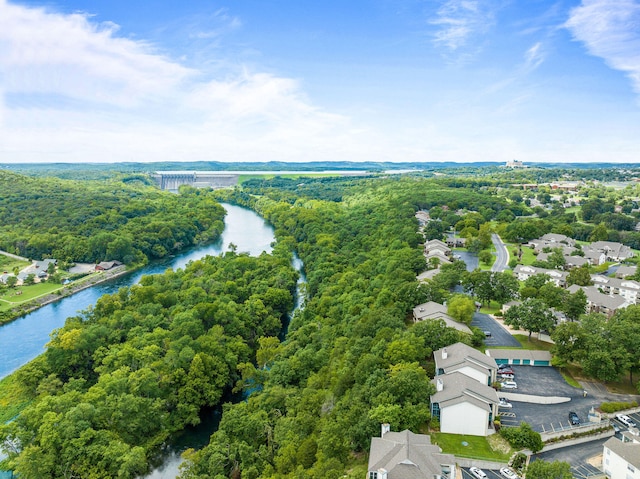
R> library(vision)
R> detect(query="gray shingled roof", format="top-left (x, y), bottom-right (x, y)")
top-left (434, 342), bottom-right (497, 373)
top-left (413, 303), bottom-right (472, 334)
top-left (368, 430), bottom-right (455, 479)
top-left (430, 371), bottom-right (499, 409)
top-left (604, 437), bottom-right (640, 468)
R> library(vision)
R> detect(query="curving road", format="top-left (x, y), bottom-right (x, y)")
top-left (491, 234), bottom-right (509, 272)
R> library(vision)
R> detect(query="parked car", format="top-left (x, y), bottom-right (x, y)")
top-left (500, 467), bottom-right (519, 479)
top-left (484, 331), bottom-right (492, 338)
top-left (499, 398), bottom-right (512, 408)
top-left (616, 414), bottom-right (637, 428)
top-left (499, 373), bottom-right (515, 380)
top-left (501, 381), bottom-right (517, 389)
top-left (498, 363), bottom-right (510, 370)
top-left (569, 411), bottom-right (580, 425)
top-left (497, 367), bottom-right (514, 374)
top-left (470, 467), bottom-right (488, 479)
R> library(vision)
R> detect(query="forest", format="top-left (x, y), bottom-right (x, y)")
top-left (0, 171), bottom-right (226, 264)
top-left (3, 166), bottom-right (640, 478)
top-left (0, 246), bottom-right (298, 478)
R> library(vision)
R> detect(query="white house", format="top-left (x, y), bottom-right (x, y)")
top-left (434, 342), bottom-right (497, 387)
top-left (430, 372), bottom-right (499, 436)
top-left (603, 436), bottom-right (640, 479)
top-left (367, 425), bottom-right (456, 479)
top-left (512, 265), bottom-right (568, 288)
top-left (591, 275), bottom-right (640, 305)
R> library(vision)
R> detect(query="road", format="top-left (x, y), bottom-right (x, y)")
top-left (491, 234), bottom-right (509, 272)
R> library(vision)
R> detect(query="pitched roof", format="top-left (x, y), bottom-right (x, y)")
top-left (485, 349), bottom-right (552, 362)
top-left (413, 303), bottom-right (472, 334)
top-left (368, 430), bottom-right (456, 479)
top-left (604, 437), bottom-right (640, 468)
top-left (434, 342), bottom-right (497, 372)
top-left (430, 371), bottom-right (499, 410)
top-left (567, 285), bottom-right (628, 311)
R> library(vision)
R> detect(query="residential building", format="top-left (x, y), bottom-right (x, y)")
top-left (567, 285), bottom-right (629, 317)
top-left (512, 265), bottom-right (568, 287)
top-left (430, 372), bottom-right (499, 436)
top-left (412, 302), bottom-right (472, 334)
top-left (540, 234), bottom-right (576, 247)
top-left (603, 436), bottom-right (640, 479)
top-left (590, 241), bottom-right (634, 262)
top-left (367, 425), bottom-right (457, 479)
top-left (616, 265), bottom-right (637, 279)
top-left (591, 275), bottom-right (640, 305)
top-left (434, 342), bottom-right (497, 386)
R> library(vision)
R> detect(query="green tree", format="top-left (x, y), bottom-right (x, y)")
top-left (526, 460), bottom-right (573, 479)
top-left (567, 264), bottom-right (593, 286)
top-left (479, 250), bottom-right (493, 266)
top-left (447, 294), bottom-right (476, 325)
top-left (504, 298), bottom-right (555, 338)
top-left (561, 289), bottom-right (587, 322)
top-left (588, 223), bottom-right (609, 242)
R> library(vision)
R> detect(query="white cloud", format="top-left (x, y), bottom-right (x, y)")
top-left (429, 0), bottom-right (497, 51)
top-left (523, 41), bottom-right (545, 72)
top-left (0, 0), bottom-right (360, 163)
top-left (565, 0), bottom-right (640, 94)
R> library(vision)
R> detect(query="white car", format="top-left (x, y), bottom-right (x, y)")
top-left (499, 373), bottom-right (515, 380)
top-left (501, 381), bottom-right (517, 389)
top-left (616, 414), bottom-right (637, 428)
top-left (499, 398), bottom-right (513, 408)
top-left (470, 467), bottom-right (488, 479)
top-left (500, 467), bottom-right (519, 479)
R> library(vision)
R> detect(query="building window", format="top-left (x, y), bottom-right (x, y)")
top-left (369, 472), bottom-right (378, 479)
top-left (432, 402), bottom-right (440, 421)
top-left (628, 464), bottom-right (635, 473)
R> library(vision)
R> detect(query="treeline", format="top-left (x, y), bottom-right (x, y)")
top-left (0, 171), bottom-right (225, 264)
top-left (179, 178), bottom-right (491, 479)
top-left (0, 249), bottom-right (298, 478)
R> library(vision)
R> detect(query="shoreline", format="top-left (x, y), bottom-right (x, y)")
top-left (0, 265), bottom-right (137, 326)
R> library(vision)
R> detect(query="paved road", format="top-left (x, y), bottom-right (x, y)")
top-left (471, 312), bottom-right (521, 347)
top-left (491, 234), bottom-right (509, 272)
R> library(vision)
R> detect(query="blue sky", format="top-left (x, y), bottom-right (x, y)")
top-left (1, 0), bottom-right (639, 163)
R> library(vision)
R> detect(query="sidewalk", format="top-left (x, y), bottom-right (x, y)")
top-left (500, 392), bottom-right (571, 405)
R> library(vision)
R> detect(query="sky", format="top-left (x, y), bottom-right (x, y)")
top-left (0, 0), bottom-right (639, 164)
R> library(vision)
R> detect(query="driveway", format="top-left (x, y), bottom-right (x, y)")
top-left (471, 312), bottom-right (521, 348)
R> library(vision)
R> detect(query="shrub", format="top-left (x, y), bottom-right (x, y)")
top-left (600, 401), bottom-right (638, 413)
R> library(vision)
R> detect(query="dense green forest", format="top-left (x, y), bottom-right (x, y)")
top-left (0, 171), bottom-right (225, 264)
top-left (177, 177), bottom-right (508, 478)
top-left (0, 248), bottom-right (298, 478)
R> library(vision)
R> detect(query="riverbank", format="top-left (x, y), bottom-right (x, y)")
top-left (0, 265), bottom-right (134, 326)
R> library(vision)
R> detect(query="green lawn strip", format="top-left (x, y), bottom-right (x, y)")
top-left (0, 373), bottom-right (33, 424)
top-left (559, 369), bottom-right (581, 388)
top-left (506, 243), bottom-right (536, 266)
top-left (431, 432), bottom-right (512, 461)
top-left (479, 302), bottom-right (502, 315)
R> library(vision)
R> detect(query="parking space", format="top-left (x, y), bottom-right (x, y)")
top-left (471, 313), bottom-right (521, 348)
top-left (461, 467), bottom-right (504, 479)
top-left (611, 410), bottom-right (640, 433)
top-left (496, 366), bottom-right (599, 432)
top-left (532, 438), bottom-right (607, 479)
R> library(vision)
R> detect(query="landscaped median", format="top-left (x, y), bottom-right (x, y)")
top-left (431, 432), bottom-right (513, 462)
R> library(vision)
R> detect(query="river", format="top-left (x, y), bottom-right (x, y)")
top-left (0, 203), bottom-right (278, 381)
top-left (0, 202), bottom-right (310, 478)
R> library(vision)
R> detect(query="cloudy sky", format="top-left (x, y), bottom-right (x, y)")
top-left (1, 0), bottom-right (639, 164)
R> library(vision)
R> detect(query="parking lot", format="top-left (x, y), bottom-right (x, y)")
top-left (496, 366), bottom-right (598, 432)
top-left (461, 467), bottom-right (508, 479)
top-left (532, 438), bottom-right (607, 479)
top-left (471, 313), bottom-right (521, 348)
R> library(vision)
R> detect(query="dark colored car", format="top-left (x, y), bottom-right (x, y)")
top-left (569, 411), bottom-right (580, 425)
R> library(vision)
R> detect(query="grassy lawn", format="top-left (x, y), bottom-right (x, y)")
top-left (565, 364), bottom-right (640, 394)
top-left (0, 372), bottom-right (33, 424)
top-left (431, 432), bottom-right (512, 461)
top-left (0, 256), bottom-right (29, 274)
top-left (479, 302), bottom-right (503, 315)
top-left (506, 243), bottom-right (537, 266)
top-left (0, 282), bottom-right (64, 312)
